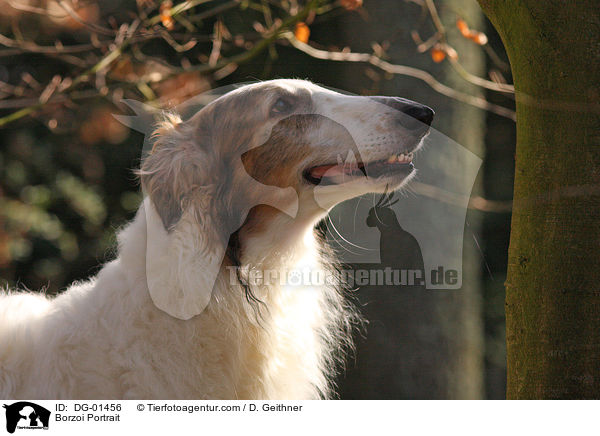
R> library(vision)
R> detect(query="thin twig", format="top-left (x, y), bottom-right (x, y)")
top-left (0, 21), bottom-right (140, 127)
top-left (448, 57), bottom-right (514, 93)
top-left (7, 0), bottom-right (68, 18)
top-left (422, 0), bottom-right (514, 94)
top-left (187, 0), bottom-right (241, 22)
top-left (284, 34), bottom-right (516, 121)
top-left (57, 1), bottom-right (117, 36)
top-left (424, 0), bottom-right (445, 38)
top-left (146, 0), bottom-right (214, 26)
top-left (412, 181), bottom-right (513, 213)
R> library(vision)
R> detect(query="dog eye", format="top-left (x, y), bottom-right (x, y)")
top-left (271, 98), bottom-right (293, 115)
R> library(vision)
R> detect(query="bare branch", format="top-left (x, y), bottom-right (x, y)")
top-left (448, 57), bottom-right (515, 93)
top-left (57, 0), bottom-right (116, 36)
top-left (159, 30), bottom-right (198, 52)
top-left (145, 0), bottom-right (218, 26)
top-left (0, 34), bottom-right (98, 54)
top-left (0, 0), bottom-right (319, 127)
top-left (424, 0), bottom-right (445, 37)
top-left (284, 34), bottom-right (517, 121)
top-left (412, 181), bottom-right (513, 213)
top-left (39, 76), bottom-right (62, 104)
top-left (7, 0), bottom-right (69, 18)
top-left (187, 0), bottom-right (240, 22)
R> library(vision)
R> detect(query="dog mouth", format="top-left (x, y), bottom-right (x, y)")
top-left (304, 152), bottom-right (415, 186)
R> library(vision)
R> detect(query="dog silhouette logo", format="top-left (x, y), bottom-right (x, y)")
top-left (366, 190), bottom-right (426, 289)
top-left (2, 402), bottom-right (50, 434)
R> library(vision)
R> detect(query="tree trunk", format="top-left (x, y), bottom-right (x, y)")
top-left (478, 0), bottom-right (600, 398)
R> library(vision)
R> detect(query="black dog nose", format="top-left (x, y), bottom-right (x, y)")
top-left (402, 104), bottom-right (434, 126)
top-left (370, 96), bottom-right (434, 130)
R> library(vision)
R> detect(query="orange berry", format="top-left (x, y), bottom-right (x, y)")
top-left (161, 14), bottom-right (174, 30)
top-left (294, 22), bottom-right (310, 43)
top-left (159, 1), bottom-right (174, 30)
top-left (431, 47), bottom-right (446, 63)
top-left (456, 18), bottom-right (470, 36)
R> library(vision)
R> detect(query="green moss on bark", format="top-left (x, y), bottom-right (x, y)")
top-left (478, 0), bottom-right (600, 398)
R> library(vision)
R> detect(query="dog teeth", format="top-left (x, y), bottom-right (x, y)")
top-left (344, 150), bottom-right (356, 165)
top-left (387, 152), bottom-right (414, 163)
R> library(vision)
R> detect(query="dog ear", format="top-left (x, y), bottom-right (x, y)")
top-left (139, 116), bottom-right (228, 320)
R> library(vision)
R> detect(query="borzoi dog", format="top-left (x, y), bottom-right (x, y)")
top-left (0, 79), bottom-right (433, 399)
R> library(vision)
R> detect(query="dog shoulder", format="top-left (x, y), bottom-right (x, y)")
top-left (0, 291), bottom-right (52, 325)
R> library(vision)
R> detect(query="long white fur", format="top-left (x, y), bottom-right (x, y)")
top-left (0, 200), bottom-right (348, 399)
top-left (0, 79), bottom-right (420, 400)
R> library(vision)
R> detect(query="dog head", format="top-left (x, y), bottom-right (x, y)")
top-left (139, 79), bottom-right (433, 319)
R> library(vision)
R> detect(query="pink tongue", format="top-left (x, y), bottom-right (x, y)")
top-left (310, 164), bottom-right (346, 178)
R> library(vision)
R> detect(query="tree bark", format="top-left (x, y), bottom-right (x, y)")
top-left (478, 0), bottom-right (600, 398)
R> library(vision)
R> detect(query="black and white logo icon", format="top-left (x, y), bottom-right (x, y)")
top-left (2, 402), bottom-right (50, 434)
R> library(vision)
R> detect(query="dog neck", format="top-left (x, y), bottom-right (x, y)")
top-left (111, 200), bottom-right (346, 398)
top-left (117, 198), bottom-right (329, 312)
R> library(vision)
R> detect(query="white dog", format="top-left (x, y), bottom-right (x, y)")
top-left (0, 80), bottom-right (432, 399)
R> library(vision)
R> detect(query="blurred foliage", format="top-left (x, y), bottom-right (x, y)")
top-left (0, 110), bottom-right (142, 292)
